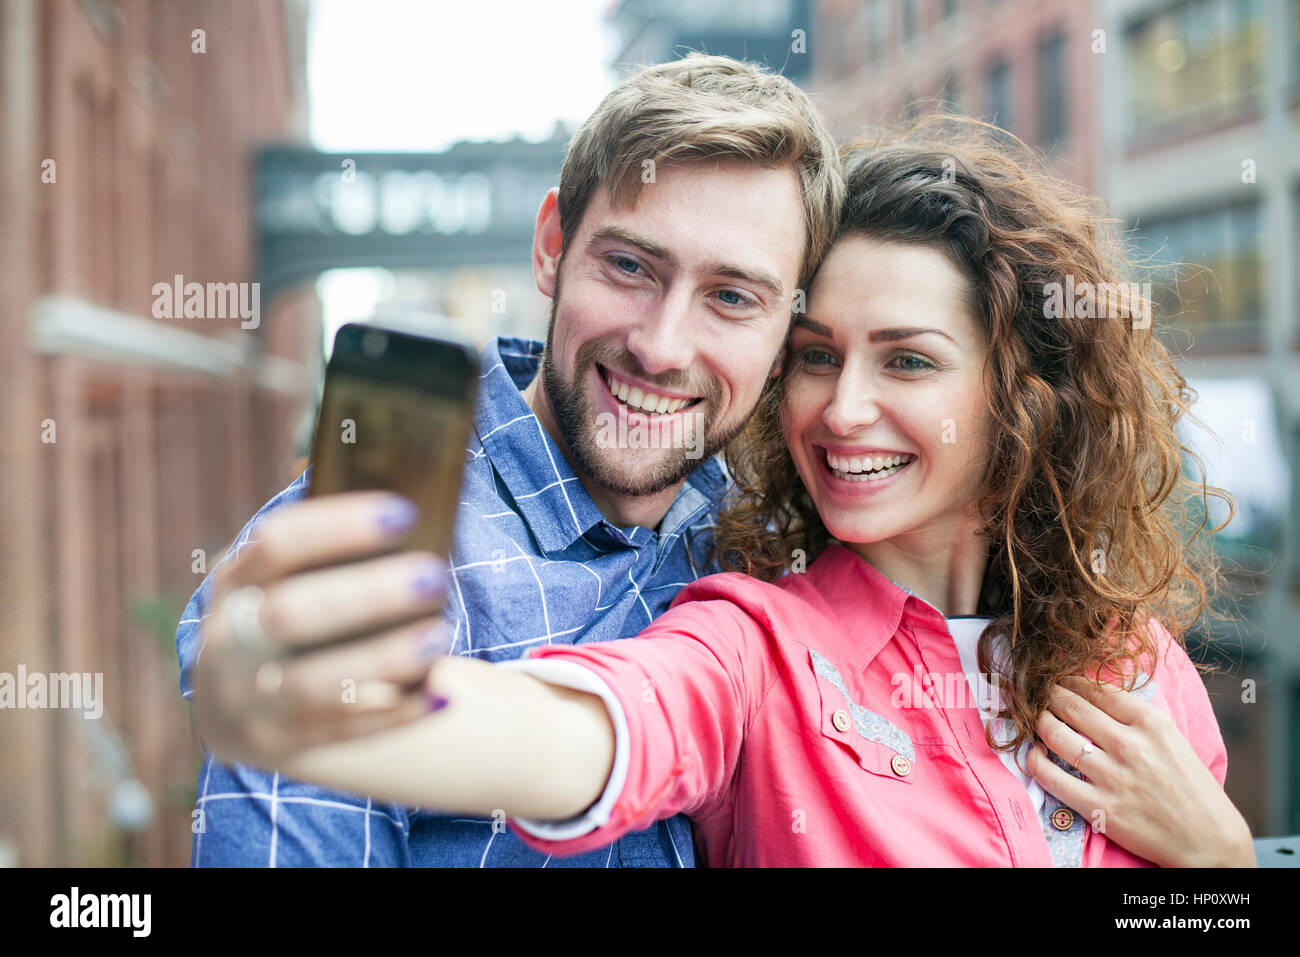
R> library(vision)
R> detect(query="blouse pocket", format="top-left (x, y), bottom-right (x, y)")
top-left (808, 648), bottom-right (915, 785)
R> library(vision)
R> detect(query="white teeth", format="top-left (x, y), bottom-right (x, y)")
top-left (825, 451), bottom-right (914, 479)
top-left (604, 369), bottom-right (695, 415)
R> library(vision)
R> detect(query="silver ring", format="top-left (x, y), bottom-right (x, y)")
top-left (225, 585), bottom-right (277, 661)
top-left (1075, 740), bottom-right (1097, 770)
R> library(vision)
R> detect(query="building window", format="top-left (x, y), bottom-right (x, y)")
top-left (1123, 0), bottom-right (1266, 144)
top-left (985, 58), bottom-right (1013, 132)
top-left (1039, 31), bottom-right (1069, 147)
top-left (1131, 202), bottom-right (1263, 336)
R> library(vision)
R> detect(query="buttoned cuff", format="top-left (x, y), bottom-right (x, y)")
top-left (496, 657), bottom-right (629, 840)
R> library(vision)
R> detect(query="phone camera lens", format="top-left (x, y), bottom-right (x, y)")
top-left (361, 330), bottom-right (388, 358)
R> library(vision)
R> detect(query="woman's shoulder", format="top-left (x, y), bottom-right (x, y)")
top-left (664, 548), bottom-right (853, 638)
top-left (1111, 614), bottom-right (1201, 685)
top-left (1095, 614), bottom-right (1215, 719)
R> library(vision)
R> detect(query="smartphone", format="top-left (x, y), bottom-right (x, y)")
top-left (307, 322), bottom-right (479, 559)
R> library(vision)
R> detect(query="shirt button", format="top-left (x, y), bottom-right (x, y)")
top-left (890, 754), bottom-right (911, 777)
top-left (832, 709), bottom-right (851, 733)
top-left (1051, 808), bottom-right (1075, 831)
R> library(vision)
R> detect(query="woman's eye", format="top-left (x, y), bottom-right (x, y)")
top-left (890, 351), bottom-right (935, 372)
top-left (795, 346), bottom-right (837, 369)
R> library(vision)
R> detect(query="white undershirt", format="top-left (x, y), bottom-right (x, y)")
top-left (945, 616), bottom-right (1045, 816)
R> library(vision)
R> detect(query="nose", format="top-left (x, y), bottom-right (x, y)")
top-left (820, 358), bottom-right (883, 435)
top-left (624, 282), bottom-right (696, 377)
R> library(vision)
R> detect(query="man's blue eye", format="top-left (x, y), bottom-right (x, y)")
top-left (613, 257), bottom-right (640, 274)
top-left (718, 290), bottom-right (750, 307)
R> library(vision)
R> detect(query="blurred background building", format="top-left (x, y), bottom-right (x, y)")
top-left (1, 0), bottom-right (1295, 865)
top-left (1, 0), bottom-right (316, 866)
top-left (1095, 0), bottom-right (1299, 841)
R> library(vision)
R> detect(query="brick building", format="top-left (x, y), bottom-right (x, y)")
top-left (810, 0), bottom-right (1099, 187)
top-left (0, 0), bottom-right (317, 866)
top-left (1094, 0), bottom-right (1300, 836)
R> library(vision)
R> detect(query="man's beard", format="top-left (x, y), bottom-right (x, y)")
top-left (539, 296), bottom-right (748, 498)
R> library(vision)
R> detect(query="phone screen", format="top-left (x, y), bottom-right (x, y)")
top-left (308, 325), bottom-right (478, 559)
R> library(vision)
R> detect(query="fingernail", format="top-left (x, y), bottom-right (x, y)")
top-left (427, 693), bottom-right (449, 713)
top-left (415, 623), bottom-right (450, 661)
top-left (377, 496), bottom-right (418, 534)
top-left (412, 557), bottom-right (448, 599)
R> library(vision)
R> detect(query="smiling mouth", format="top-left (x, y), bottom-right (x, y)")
top-left (824, 450), bottom-right (915, 482)
top-left (599, 364), bottom-right (703, 416)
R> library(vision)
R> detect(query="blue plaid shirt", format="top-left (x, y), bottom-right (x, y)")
top-left (177, 337), bottom-right (727, 866)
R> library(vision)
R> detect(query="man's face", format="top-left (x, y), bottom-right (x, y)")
top-left (537, 159), bottom-right (806, 497)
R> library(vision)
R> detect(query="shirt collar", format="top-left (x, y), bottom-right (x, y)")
top-left (804, 543), bottom-right (949, 665)
top-left (474, 337), bottom-right (727, 553)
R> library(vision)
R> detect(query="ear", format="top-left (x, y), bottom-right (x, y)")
top-left (532, 187), bottom-right (563, 298)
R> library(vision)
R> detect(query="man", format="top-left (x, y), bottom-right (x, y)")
top-left (181, 52), bottom-right (843, 867)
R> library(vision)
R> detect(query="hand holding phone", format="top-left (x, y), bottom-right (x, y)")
top-left (192, 324), bottom-right (478, 768)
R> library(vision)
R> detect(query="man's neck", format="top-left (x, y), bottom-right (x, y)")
top-left (522, 372), bottom-right (682, 532)
top-left (849, 516), bottom-right (990, 617)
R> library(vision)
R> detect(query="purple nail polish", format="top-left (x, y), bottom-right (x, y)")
top-left (377, 497), bottom-right (418, 534)
top-left (412, 558), bottom-right (449, 599)
top-left (427, 693), bottom-right (449, 712)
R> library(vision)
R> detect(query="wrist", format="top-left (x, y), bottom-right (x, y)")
top-left (1185, 816), bottom-right (1255, 868)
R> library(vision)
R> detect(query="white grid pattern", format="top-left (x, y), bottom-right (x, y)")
top-left (176, 338), bottom-right (726, 867)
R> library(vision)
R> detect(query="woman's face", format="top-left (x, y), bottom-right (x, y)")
top-left (782, 236), bottom-right (993, 549)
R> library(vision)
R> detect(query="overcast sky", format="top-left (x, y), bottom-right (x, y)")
top-left (308, 0), bottom-right (618, 151)
top-left (306, 0), bottom-right (619, 346)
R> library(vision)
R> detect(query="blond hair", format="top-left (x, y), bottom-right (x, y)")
top-left (558, 53), bottom-right (843, 289)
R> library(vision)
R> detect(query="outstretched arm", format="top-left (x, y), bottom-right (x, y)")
top-left (219, 653), bottom-right (617, 821)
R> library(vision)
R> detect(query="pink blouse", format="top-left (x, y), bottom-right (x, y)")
top-left (508, 544), bottom-right (1229, 866)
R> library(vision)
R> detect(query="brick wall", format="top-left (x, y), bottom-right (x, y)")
top-left (0, 0), bottom-right (317, 866)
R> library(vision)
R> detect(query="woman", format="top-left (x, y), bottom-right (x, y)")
top-left (282, 119), bottom-right (1255, 866)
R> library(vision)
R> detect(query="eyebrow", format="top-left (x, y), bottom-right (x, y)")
top-left (793, 315), bottom-right (957, 345)
top-left (587, 226), bottom-right (785, 301)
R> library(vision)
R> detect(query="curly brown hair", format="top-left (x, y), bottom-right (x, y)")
top-left (713, 115), bottom-right (1236, 760)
